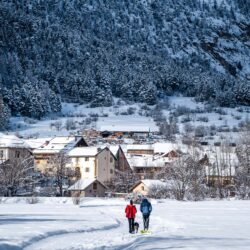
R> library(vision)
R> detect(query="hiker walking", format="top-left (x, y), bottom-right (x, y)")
top-left (125, 200), bottom-right (137, 233)
top-left (140, 198), bottom-right (152, 231)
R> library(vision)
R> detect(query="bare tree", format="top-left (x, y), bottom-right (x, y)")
top-left (235, 128), bottom-right (250, 199)
top-left (0, 156), bottom-right (34, 196)
top-left (47, 152), bottom-right (71, 196)
top-left (159, 151), bottom-right (206, 201)
top-left (107, 168), bottom-right (140, 194)
top-left (206, 140), bottom-right (237, 199)
top-left (65, 118), bottom-right (76, 130)
top-left (54, 120), bottom-right (63, 131)
top-left (148, 184), bottom-right (171, 199)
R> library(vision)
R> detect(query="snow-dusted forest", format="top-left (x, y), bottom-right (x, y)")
top-left (0, 0), bottom-right (250, 129)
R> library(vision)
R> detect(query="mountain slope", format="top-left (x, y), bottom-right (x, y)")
top-left (0, 0), bottom-right (249, 126)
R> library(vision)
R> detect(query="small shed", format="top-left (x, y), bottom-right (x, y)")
top-left (68, 178), bottom-right (107, 197)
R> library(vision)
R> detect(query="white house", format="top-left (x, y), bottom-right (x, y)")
top-left (131, 179), bottom-right (167, 196)
top-left (0, 134), bottom-right (32, 164)
top-left (33, 136), bottom-right (87, 172)
top-left (67, 147), bottom-right (116, 183)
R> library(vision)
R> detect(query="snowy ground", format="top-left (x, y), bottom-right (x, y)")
top-left (1, 198), bottom-right (250, 250)
top-left (6, 96), bottom-right (250, 146)
top-left (8, 100), bottom-right (157, 138)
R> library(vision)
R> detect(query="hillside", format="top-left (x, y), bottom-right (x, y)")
top-left (0, 0), bottom-right (250, 128)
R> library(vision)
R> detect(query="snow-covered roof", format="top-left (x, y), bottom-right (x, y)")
top-left (68, 178), bottom-right (106, 191)
top-left (96, 144), bottom-right (120, 156)
top-left (25, 138), bottom-right (52, 150)
top-left (68, 147), bottom-right (100, 157)
top-left (127, 154), bottom-right (172, 168)
top-left (153, 143), bottom-right (177, 154)
top-left (121, 143), bottom-right (183, 155)
top-left (133, 179), bottom-right (175, 190)
top-left (33, 136), bottom-right (85, 154)
top-left (99, 124), bottom-right (158, 133)
top-left (0, 134), bottom-right (30, 149)
top-left (108, 145), bottom-right (120, 156)
top-left (126, 144), bottom-right (154, 151)
top-left (141, 179), bottom-right (166, 188)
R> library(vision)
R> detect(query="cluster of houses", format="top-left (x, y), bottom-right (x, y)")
top-left (0, 133), bottom-right (239, 197)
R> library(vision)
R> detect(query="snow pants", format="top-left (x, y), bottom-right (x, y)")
top-left (143, 214), bottom-right (150, 230)
top-left (128, 218), bottom-right (135, 233)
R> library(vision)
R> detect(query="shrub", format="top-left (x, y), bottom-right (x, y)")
top-left (234, 115), bottom-right (242, 120)
top-left (195, 125), bottom-right (207, 137)
top-left (100, 113), bottom-right (109, 117)
top-left (85, 118), bottom-right (92, 125)
top-left (72, 196), bottom-right (81, 205)
top-left (127, 107), bottom-right (136, 115)
top-left (215, 108), bottom-right (227, 115)
top-left (174, 106), bottom-right (191, 116)
top-left (181, 115), bottom-right (192, 123)
top-left (197, 116), bottom-right (209, 122)
top-left (232, 126), bottom-right (239, 132)
top-left (236, 107), bottom-right (243, 113)
top-left (26, 197), bottom-right (39, 204)
top-left (65, 118), bottom-right (76, 130)
top-left (184, 123), bottom-right (194, 133)
top-left (89, 113), bottom-right (99, 118)
top-left (54, 120), bottom-right (63, 131)
top-left (141, 104), bottom-right (151, 111)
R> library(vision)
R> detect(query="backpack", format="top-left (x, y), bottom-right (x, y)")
top-left (141, 203), bottom-right (149, 215)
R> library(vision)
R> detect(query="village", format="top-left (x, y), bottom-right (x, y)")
top-left (0, 122), bottom-right (242, 201)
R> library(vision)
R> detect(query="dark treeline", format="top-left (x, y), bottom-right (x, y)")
top-left (0, 0), bottom-right (249, 129)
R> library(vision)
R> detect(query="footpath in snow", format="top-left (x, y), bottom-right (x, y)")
top-left (0, 198), bottom-right (250, 250)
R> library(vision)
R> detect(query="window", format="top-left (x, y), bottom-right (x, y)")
top-left (15, 151), bottom-right (20, 158)
top-left (141, 186), bottom-right (144, 191)
top-left (93, 182), bottom-right (97, 190)
top-left (110, 157), bottom-right (113, 163)
top-left (0, 150), bottom-right (3, 158)
top-left (85, 157), bottom-right (89, 161)
top-left (85, 167), bottom-right (90, 172)
top-left (110, 169), bottom-right (114, 174)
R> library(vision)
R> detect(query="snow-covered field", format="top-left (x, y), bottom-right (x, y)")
top-left (8, 101), bottom-right (157, 138)
top-left (6, 96), bottom-right (250, 145)
top-left (1, 198), bottom-right (250, 250)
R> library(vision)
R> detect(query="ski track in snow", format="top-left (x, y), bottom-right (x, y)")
top-left (21, 207), bottom-right (175, 250)
top-left (2, 200), bottom-right (250, 250)
top-left (22, 208), bottom-right (122, 250)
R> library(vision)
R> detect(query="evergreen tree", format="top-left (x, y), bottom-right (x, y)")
top-left (0, 95), bottom-right (10, 130)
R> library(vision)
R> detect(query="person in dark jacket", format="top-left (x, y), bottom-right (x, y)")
top-left (140, 198), bottom-right (152, 231)
top-left (125, 200), bottom-right (137, 233)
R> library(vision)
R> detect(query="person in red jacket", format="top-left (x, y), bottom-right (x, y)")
top-left (125, 200), bottom-right (137, 233)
